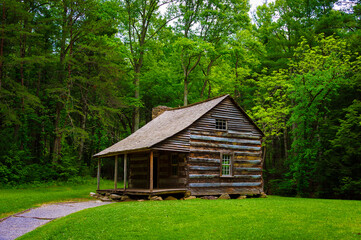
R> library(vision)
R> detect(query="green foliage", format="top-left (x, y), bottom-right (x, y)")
top-left (287, 35), bottom-right (351, 196)
top-left (327, 100), bottom-right (361, 199)
top-left (251, 69), bottom-right (291, 140)
top-left (250, 27), bottom-right (360, 199)
top-left (268, 178), bottom-right (297, 196)
top-left (0, 0), bottom-right (360, 200)
top-left (332, 100), bottom-right (361, 156)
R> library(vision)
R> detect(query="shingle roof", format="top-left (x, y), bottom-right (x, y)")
top-left (94, 95), bottom-right (229, 157)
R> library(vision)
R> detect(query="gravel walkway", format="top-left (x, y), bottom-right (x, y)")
top-left (0, 201), bottom-right (112, 240)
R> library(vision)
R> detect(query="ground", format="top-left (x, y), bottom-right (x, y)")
top-left (0, 178), bottom-right (114, 219)
top-left (18, 196), bottom-right (361, 240)
top-left (0, 201), bottom-right (112, 240)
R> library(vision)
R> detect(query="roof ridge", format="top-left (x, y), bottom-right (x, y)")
top-left (167, 94), bottom-right (229, 111)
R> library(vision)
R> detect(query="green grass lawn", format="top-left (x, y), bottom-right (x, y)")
top-left (0, 178), bottom-right (114, 219)
top-left (19, 196), bottom-right (361, 240)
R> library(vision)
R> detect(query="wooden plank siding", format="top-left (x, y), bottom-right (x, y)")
top-left (157, 151), bottom-right (187, 188)
top-left (126, 97), bottom-right (263, 195)
top-left (187, 98), bottom-right (263, 195)
top-left (128, 153), bottom-right (149, 189)
top-left (153, 129), bottom-right (190, 152)
top-left (188, 98), bottom-right (262, 136)
top-left (128, 151), bottom-right (188, 189)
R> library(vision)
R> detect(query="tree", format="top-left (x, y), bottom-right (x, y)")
top-left (174, 0), bottom-right (250, 105)
top-left (254, 0), bottom-right (338, 72)
top-left (287, 34), bottom-right (351, 196)
top-left (119, 0), bottom-right (178, 131)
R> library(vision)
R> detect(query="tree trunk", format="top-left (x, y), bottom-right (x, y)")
top-left (78, 110), bottom-right (87, 162)
top-left (200, 79), bottom-right (208, 98)
top-left (200, 59), bottom-right (215, 98)
top-left (284, 126), bottom-right (288, 161)
top-left (20, 33), bottom-right (25, 110)
top-left (208, 82), bottom-right (211, 99)
top-left (183, 77), bottom-right (188, 106)
top-left (52, 1), bottom-right (67, 163)
top-left (36, 69), bottom-right (41, 96)
top-left (133, 65), bottom-right (141, 132)
top-left (53, 102), bottom-right (62, 163)
top-left (0, 0), bottom-right (5, 90)
top-left (182, 54), bottom-right (202, 106)
top-left (234, 53), bottom-right (240, 99)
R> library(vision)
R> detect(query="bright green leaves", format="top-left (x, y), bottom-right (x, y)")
top-left (174, 0), bottom-right (251, 105)
top-left (251, 69), bottom-right (291, 141)
top-left (289, 34), bottom-right (351, 136)
top-left (250, 33), bottom-right (355, 197)
top-left (287, 34), bottom-right (352, 196)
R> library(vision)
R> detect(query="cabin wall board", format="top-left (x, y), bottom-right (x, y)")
top-left (187, 98), bottom-right (263, 195)
top-left (128, 152), bottom-right (149, 189)
top-left (153, 129), bottom-right (190, 152)
top-left (127, 97), bottom-right (264, 195)
top-left (158, 151), bottom-right (187, 188)
top-left (153, 97), bottom-right (262, 153)
top-left (189, 98), bottom-right (262, 136)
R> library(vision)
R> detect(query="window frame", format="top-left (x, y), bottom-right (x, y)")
top-left (215, 118), bottom-right (228, 131)
top-left (220, 152), bottom-right (233, 177)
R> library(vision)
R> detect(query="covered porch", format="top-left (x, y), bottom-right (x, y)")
top-left (96, 150), bottom-right (188, 196)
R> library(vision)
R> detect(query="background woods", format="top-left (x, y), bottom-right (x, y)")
top-left (0, 0), bottom-right (360, 200)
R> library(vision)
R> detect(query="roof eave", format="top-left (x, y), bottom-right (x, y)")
top-left (93, 148), bottom-right (151, 158)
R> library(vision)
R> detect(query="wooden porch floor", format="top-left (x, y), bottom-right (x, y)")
top-left (96, 188), bottom-right (188, 196)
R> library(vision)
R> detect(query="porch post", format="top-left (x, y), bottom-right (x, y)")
top-left (97, 158), bottom-right (101, 190)
top-left (124, 153), bottom-right (127, 190)
top-left (114, 155), bottom-right (118, 190)
top-left (150, 151), bottom-right (153, 192)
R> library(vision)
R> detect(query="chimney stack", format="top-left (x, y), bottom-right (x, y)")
top-left (152, 106), bottom-right (171, 119)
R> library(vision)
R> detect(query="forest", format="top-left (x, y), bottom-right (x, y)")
top-left (0, 0), bottom-right (360, 200)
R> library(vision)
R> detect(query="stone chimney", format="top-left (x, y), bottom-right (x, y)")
top-left (152, 106), bottom-right (171, 119)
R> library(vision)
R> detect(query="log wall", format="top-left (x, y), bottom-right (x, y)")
top-left (128, 151), bottom-right (187, 189)
top-left (187, 98), bottom-right (263, 195)
top-left (158, 151), bottom-right (187, 188)
top-left (128, 152), bottom-right (149, 189)
top-left (189, 98), bottom-right (263, 136)
top-left (153, 129), bottom-right (190, 152)
top-left (131, 97), bottom-right (264, 195)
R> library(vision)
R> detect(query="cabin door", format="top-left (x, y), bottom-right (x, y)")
top-left (153, 156), bottom-right (158, 188)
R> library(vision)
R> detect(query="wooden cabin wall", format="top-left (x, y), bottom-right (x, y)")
top-left (153, 97), bottom-right (262, 153)
top-left (157, 151), bottom-right (187, 188)
top-left (190, 98), bottom-right (263, 136)
top-left (187, 98), bottom-right (263, 195)
top-left (153, 129), bottom-right (190, 152)
top-left (128, 152), bottom-right (149, 189)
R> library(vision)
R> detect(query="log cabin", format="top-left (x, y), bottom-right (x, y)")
top-left (94, 94), bottom-right (265, 197)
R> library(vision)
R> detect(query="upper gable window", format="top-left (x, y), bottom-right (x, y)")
top-left (216, 119), bottom-right (227, 130)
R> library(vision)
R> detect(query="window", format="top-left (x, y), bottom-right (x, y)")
top-left (216, 119), bottom-right (227, 130)
top-left (221, 154), bottom-right (232, 176)
top-left (171, 154), bottom-right (178, 176)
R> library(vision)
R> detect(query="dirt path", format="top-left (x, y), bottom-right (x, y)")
top-left (0, 201), bottom-right (112, 240)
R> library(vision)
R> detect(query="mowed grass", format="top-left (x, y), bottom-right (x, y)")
top-left (0, 178), bottom-right (114, 219)
top-left (20, 196), bottom-right (361, 240)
